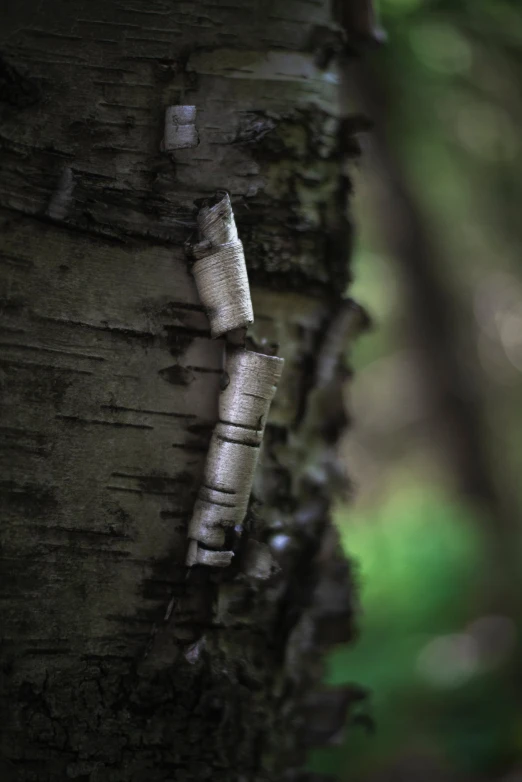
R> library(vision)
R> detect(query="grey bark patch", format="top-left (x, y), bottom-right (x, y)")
top-left (0, 426), bottom-right (51, 457)
top-left (160, 509), bottom-right (189, 520)
top-left (46, 167), bottom-right (76, 221)
top-left (186, 422), bottom-right (214, 436)
top-left (240, 540), bottom-right (277, 580)
top-left (233, 112), bottom-right (278, 145)
top-left (163, 326), bottom-right (204, 357)
top-left (0, 295), bottom-right (27, 316)
top-left (0, 480), bottom-right (58, 519)
top-left (158, 364), bottom-right (194, 385)
top-left (158, 301), bottom-right (205, 317)
top-left (138, 471), bottom-right (193, 494)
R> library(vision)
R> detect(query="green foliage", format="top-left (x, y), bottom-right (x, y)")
top-left (335, 485), bottom-right (484, 634)
top-left (309, 488), bottom-right (519, 778)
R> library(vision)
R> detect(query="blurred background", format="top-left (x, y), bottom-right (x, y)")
top-left (312, 0), bottom-right (522, 779)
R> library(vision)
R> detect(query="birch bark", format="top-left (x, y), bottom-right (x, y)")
top-left (0, 2), bottom-right (365, 779)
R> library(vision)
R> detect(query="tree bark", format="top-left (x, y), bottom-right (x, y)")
top-left (0, 3), bottom-right (365, 780)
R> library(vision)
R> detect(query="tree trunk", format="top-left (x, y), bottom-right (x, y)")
top-left (0, 3), bottom-right (366, 780)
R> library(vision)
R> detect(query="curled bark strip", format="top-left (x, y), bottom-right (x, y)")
top-left (189, 193), bottom-right (254, 338)
top-left (222, 346), bottom-right (283, 426)
top-left (162, 105), bottom-right (199, 150)
top-left (187, 346), bottom-right (284, 566)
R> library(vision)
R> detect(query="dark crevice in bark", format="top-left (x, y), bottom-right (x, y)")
top-left (0, 54), bottom-right (40, 108)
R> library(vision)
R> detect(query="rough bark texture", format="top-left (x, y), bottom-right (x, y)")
top-left (0, 2), bottom-right (366, 780)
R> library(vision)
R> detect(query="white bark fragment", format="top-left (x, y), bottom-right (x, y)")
top-left (189, 193), bottom-right (254, 338)
top-left (187, 346), bottom-right (284, 566)
top-left (162, 105), bottom-right (199, 151)
top-left (184, 194), bottom-right (282, 567)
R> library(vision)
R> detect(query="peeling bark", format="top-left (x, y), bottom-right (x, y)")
top-left (0, 2), bottom-right (366, 780)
